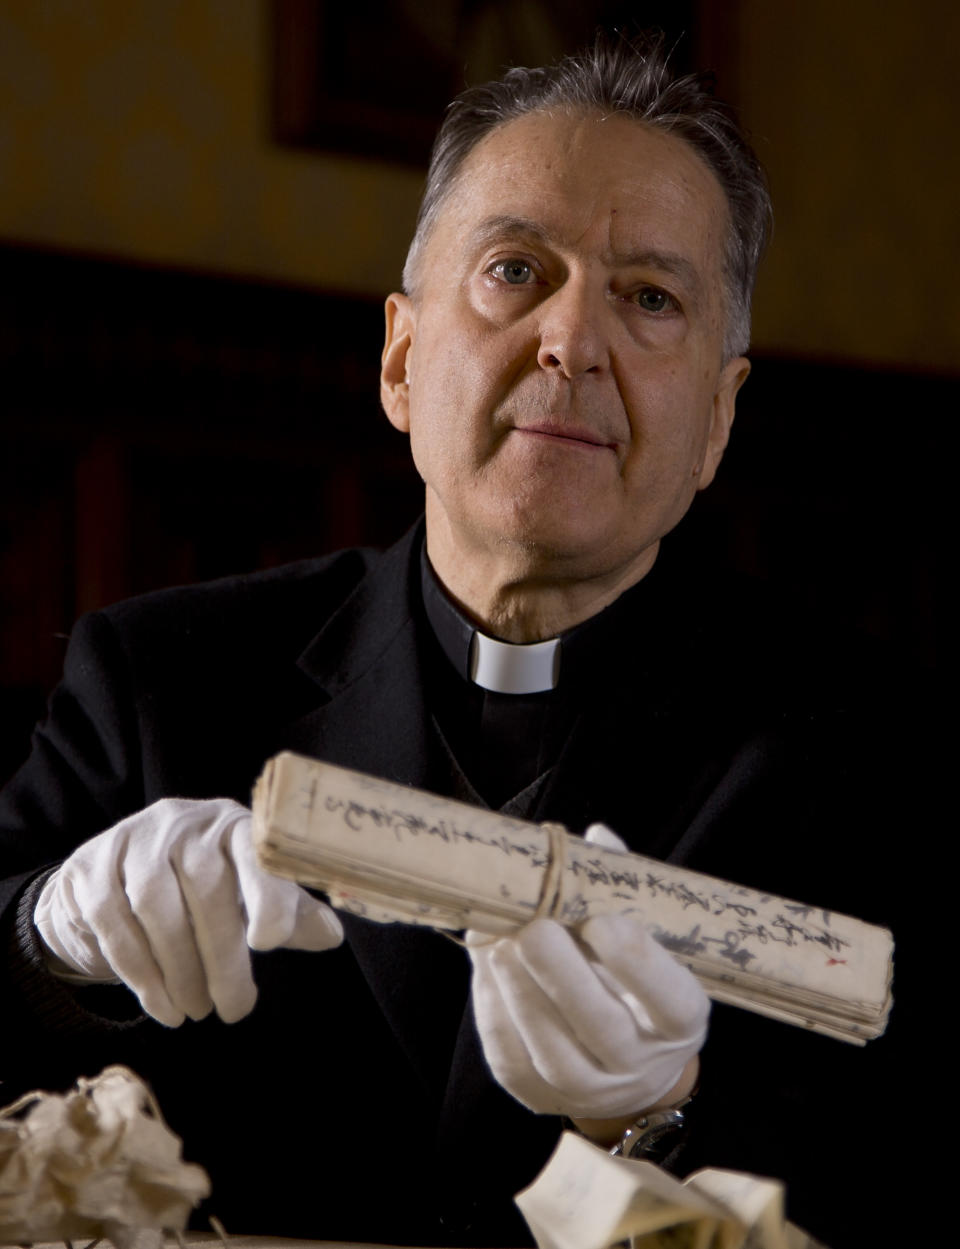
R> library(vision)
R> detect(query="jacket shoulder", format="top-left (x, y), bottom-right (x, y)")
top-left (98, 546), bottom-right (379, 654)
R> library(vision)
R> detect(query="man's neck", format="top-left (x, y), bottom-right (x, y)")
top-left (424, 517), bottom-right (661, 643)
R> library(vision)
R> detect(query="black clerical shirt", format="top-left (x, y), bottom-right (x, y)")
top-left (419, 544), bottom-right (653, 812)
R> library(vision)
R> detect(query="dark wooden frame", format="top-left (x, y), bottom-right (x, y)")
top-left (269, 0), bottom-right (698, 166)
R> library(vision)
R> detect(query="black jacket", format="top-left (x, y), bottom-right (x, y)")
top-left (0, 523), bottom-right (921, 1246)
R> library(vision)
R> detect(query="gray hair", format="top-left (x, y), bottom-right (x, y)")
top-left (402, 31), bottom-right (771, 360)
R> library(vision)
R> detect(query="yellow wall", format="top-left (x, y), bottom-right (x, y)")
top-left (1, 0), bottom-right (957, 371)
top-left (737, 0), bottom-right (959, 371)
top-left (0, 0), bottom-right (423, 296)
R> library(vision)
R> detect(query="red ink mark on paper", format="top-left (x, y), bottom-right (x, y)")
top-left (826, 958), bottom-right (847, 966)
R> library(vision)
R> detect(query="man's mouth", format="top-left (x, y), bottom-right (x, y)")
top-left (514, 423), bottom-right (617, 450)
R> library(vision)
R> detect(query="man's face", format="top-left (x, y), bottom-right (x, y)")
top-left (382, 110), bottom-right (749, 591)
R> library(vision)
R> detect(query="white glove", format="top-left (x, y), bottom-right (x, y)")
top-left (468, 823), bottom-right (709, 1119)
top-left (34, 797), bottom-right (343, 1027)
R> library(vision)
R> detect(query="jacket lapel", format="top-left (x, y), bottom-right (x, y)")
top-left (274, 521), bottom-right (470, 1101)
top-left (280, 521), bottom-right (433, 788)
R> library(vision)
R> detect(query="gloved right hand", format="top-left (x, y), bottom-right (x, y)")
top-left (467, 823), bottom-right (709, 1120)
top-left (34, 797), bottom-right (343, 1027)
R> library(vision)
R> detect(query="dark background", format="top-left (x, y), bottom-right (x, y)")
top-left (0, 1), bottom-right (949, 786)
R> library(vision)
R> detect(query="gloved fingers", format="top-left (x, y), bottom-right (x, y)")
top-left (469, 922), bottom-right (705, 1118)
top-left (103, 799), bottom-right (229, 1021)
top-left (474, 935), bottom-right (685, 1118)
top-left (34, 810), bottom-right (208, 1026)
top-left (76, 868), bottom-right (195, 1028)
top-left (116, 835), bottom-right (218, 1024)
top-left (470, 940), bottom-right (573, 1115)
top-left (173, 822), bottom-right (258, 1024)
top-left (288, 886), bottom-right (344, 950)
top-left (489, 956), bottom-right (621, 1108)
top-left (37, 796), bottom-right (342, 1030)
top-left (228, 818), bottom-right (343, 952)
top-left (500, 919), bottom-right (653, 1072)
top-left (228, 814), bottom-right (295, 949)
top-left (583, 823), bottom-right (629, 853)
top-left (579, 913), bottom-right (710, 1041)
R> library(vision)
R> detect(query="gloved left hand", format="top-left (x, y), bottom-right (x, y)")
top-left (467, 824), bottom-right (709, 1119)
top-left (34, 797), bottom-right (343, 1027)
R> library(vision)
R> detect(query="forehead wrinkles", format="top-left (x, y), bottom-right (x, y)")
top-left (451, 113), bottom-right (726, 266)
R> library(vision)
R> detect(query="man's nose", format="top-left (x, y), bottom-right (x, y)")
top-left (535, 279), bottom-right (611, 378)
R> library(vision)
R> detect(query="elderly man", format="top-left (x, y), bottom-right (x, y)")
top-left (0, 33), bottom-right (901, 1249)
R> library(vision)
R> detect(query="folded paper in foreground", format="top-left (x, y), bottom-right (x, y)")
top-left (252, 752), bottom-right (893, 1043)
top-left (516, 1131), bottom-right (828, 1249)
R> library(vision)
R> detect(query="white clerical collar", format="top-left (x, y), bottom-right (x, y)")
top-left (420, 543), bottom-right (562, 694)
top-left (469, 631), bottom-right (560, 695)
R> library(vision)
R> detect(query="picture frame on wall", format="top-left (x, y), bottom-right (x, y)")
top-left (270, 0), bottom-right (697, 166)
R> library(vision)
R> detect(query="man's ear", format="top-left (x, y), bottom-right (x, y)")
top-left (696, 355), bottom-right (750, 491)
top-left (381, 292), bottom-right (416, 433)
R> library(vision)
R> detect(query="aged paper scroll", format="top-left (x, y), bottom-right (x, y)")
top-left (252, 752), bottom-right (893, 1042)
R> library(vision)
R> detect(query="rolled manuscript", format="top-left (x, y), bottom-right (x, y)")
top-left (252, 751), bottom-right (893, 1043)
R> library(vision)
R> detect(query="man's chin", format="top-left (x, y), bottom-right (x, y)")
top-left (490, 522), bottom-right (656, 584)
top-left (426, 490), bottom-right (659, 586)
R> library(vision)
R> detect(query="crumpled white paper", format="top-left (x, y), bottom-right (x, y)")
top-left (0, 1064), bottom-right (210, 1247)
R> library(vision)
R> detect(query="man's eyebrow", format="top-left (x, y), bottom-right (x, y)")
top-left (468, 215), bottom-right (552, 249)
top-left (468, 216), bottom-right (704, 295)
top-left (610, 248), bottom-right (702, 292)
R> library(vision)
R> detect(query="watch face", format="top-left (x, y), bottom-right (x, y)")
top-left (624, 1109), bottom-right (686, 1160)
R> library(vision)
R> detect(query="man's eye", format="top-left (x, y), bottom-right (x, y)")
top-left (634, 287), bottom-right (673, 313)
top-left (490, 259), bottom-right (534, 285)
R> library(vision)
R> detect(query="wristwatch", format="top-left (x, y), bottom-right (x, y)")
top-left (609, 1081), bottom-right (697, 1164)
top-left (610, 1106), bottom-right (688, 1161)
